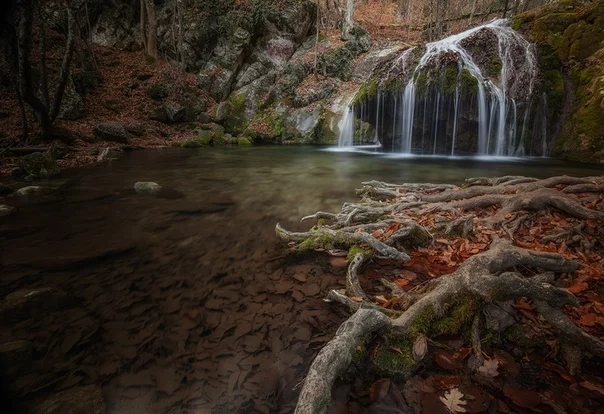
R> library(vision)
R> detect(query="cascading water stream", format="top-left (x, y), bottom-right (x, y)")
top-left (338, 19), bottom-right (547, 157)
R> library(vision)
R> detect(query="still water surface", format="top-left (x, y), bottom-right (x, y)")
top-left (1, 147), bottom-right (601, 412)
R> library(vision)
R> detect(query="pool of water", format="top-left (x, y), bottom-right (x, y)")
top-left (1, 146), bottom-right (601, 413)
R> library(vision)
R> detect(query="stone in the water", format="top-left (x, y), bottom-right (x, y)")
top-left (0, 340), bottom-right (32, 376)
top-left (0, 205), bottom-right (15, 216)
top-left (134, 181), bottom-right (162, 194)
top-left (29, 385), bottom-right (106, 414)
top-left (0, 183), bottom-right (13, 195)
top-left (14, 186), bottom-right (47, 196)
top-left (0, 287), bottom-right (70, 324)
top-left (93, 123), bottom-right (129, 144)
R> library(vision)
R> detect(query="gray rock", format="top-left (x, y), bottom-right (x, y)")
top-left (134, 181), bottom-right (162, 194)
top-left (28, 385), bottom-right (106, 414)
top-left (196, 112), bottom-right (212, 124)
top-left (214, 101), bottom-right (233, 122)
top-left (14, 186), bottom-right (46, 196)
top-left (0, 205), bottom-right (15, 216)
top-left (0, 183), bottom-right (12, 196)
top-left (93, 123), bottom-right (129, 144)
top-left (125, 124), bottom-right (144, 136)
top-left (0, 288), bottom-right (69, 324)
top-left (49, 140), bottom-right (70, 160)
top-left (0, 340), bottom-right (32, 376)
top-left (164, 102), bottom-right (187, 123)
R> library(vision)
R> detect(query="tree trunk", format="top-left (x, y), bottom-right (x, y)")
top-left (314, 0), bottom-right (320, 78)
top-left (177, 0), bottom-right (185, 67)
top-left (145, 0), bottom-right (158, 58)
top-left (467, 0), bottom-right (477, 28)
top-left (50, 3), bottom-right (77, 122)
top-left (502, 0), bottom-right (510, 18)
top-left (341, 0), bottom-right (354, 39)
top-left (17, 0), bottom-right (51, 132)
top-left (38, 15), bottom-right (49, 111)
top-left (140, 0), bottom-right (147, 51)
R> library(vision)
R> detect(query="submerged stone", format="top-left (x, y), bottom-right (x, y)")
top-left (0, 205), bottom-right (15, 216)
top-left (28, 385), bottom-right (106, 414)
top-left (0, 288), bottom-right (70, 324)
top-left (14, 186), bottom-right (47, 196)
top-left (134, 181), bottom-right (162, 194)
top-left (0, 340), bottom-right (32, 376)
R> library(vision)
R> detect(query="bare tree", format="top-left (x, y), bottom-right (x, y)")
top-left (342, 0), bottom-right (355, 39)
top-left (16, 0), bottom-right (82, 137)
top-left (140, 0), bottom-right (158, 58)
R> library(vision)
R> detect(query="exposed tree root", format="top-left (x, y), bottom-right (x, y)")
top-left (277, 175), bottom-right (604, 413)
top-left (295, 309), bottom-right (391, 414)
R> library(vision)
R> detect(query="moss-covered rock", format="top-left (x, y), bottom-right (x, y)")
top-left (237, 137), bottom-right (253, 145)
top-left (517, 0), bottom-right (604, 163)
top-left (16, 152), bottom-right (59, 180)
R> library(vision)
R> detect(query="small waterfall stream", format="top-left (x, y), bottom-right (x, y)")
top-left (338, 19), bottom-right (548, 156)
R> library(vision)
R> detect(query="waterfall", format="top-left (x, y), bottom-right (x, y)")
top-left (337, 106), bottom-right (354, 147)
top-left (338, 19), bottom-right (548, 157)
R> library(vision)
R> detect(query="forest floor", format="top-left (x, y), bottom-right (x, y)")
top-left (277, 175), bottom-right (604, 413)
top-left (0, 41), bottom-right (215, 177)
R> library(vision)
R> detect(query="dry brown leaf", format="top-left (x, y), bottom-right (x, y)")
top-left (568, 282), bottom-right (588, 293)
top-left (439, 388), bottom-right (467, 413)
top-left (412, 334), bottom-right (428, 361)
top-left (477, 357), bottom-right (499, 377)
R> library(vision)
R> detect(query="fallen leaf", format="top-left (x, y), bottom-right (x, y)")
top-left (440, 388), bottom-right (467, 413)
top-left (394, 278), bottom-right (410, 287)
top-left (370, 378), bottom-right (391, 402)
top-left (330, 257), bottom-right (348, 268)
top-left (478, 358), bottom-right (499, 377)
top-left (413, 334), bottom-right (428, 361)
top-left (375, 295), bottom-right (389, 305)
top-left (580, 380), bottom-right (604, 397)
top-left (502, 383), bottom-right (540, 409)
top-left (568, 282), bottom-right (588, 294)
top-left (579, 313), bottom-right (597, 326)
top-left (434, 350), bottom-right (463, 370)
top-left (293, 273), bottom-right (307, 282)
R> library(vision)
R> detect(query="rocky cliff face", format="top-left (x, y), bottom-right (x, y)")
top-left (85, 0), bottom-right (603, 159)
top-left (87, 0), bottom-right (362, 144)
top-left (514, 0), bottom-right (604, 164)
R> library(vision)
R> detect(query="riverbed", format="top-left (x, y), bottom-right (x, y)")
top-left (1, 147), bottom-right (601, 413)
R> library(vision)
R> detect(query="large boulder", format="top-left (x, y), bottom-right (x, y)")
top-left (16, 152), bottom-right (59, 180)
top-left (0, 340), bottom-right (33, 377)
top-left (13, 186), bottom-right (49, 196)
top-left (199, 27), bottom-right (252, 101)
top-left (164, 102), bottom-right (187, 124)
top-left (28, 385), bottom-right (106, 414)
top-left (0, 288), bottom-right (70, 324)
top-left (214, 101), bottom-right (233, 122)
top-left (93, 123), bottom-right (129, 144)
top-left (0, 205), bottom-right (15, 216)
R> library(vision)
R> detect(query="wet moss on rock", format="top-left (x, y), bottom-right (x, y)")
top-left (372, 334), bottom-right (418, 379)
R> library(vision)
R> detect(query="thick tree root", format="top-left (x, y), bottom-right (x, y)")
top-left (278, 175), bottom-right (604, 412)
top-left (295, 309), bottom-right (391, 414)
